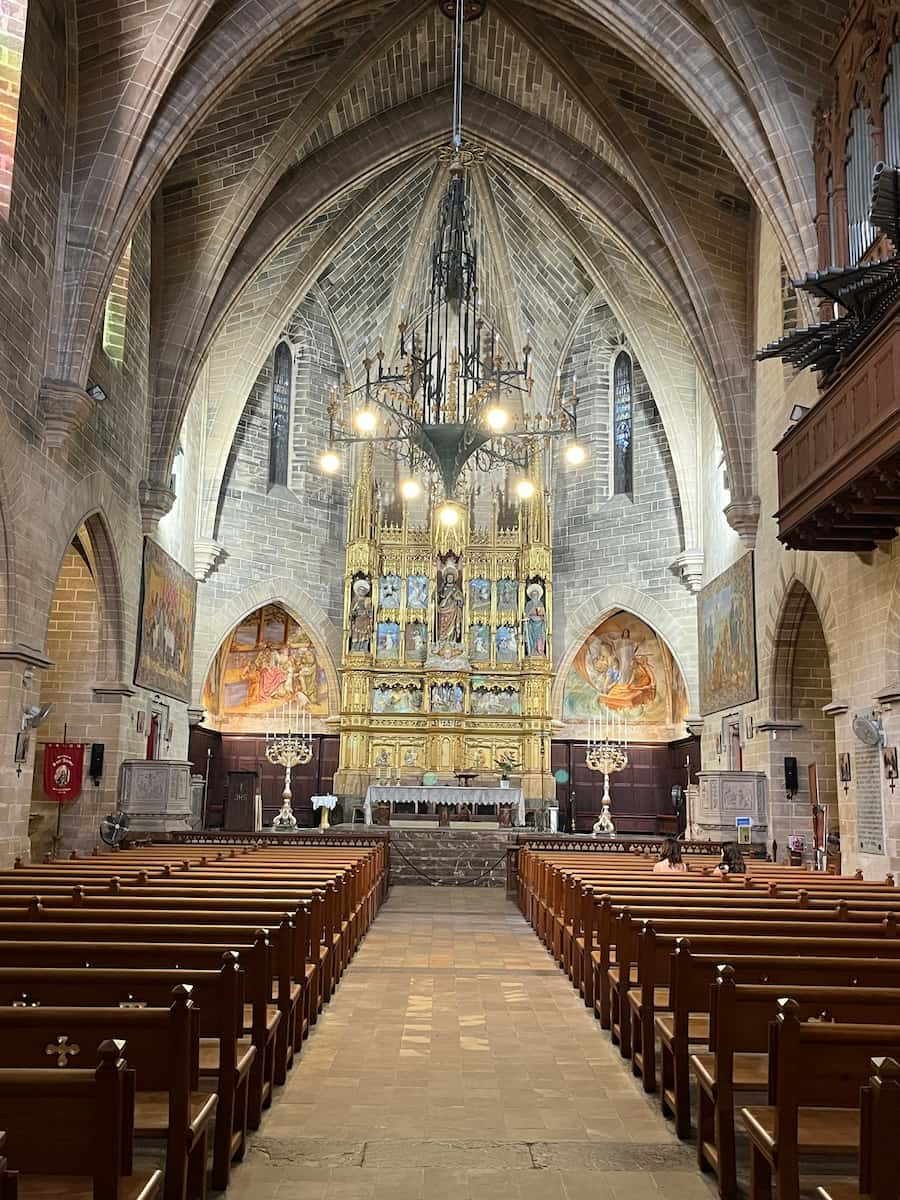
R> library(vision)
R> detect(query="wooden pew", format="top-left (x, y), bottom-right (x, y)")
top-left (0, 936), bottom-right (277, 1131)
top-left (0, 903), bottom-right (306, 1070)
top-left (691, 970), bottom-right (900, 1198)
top-left (0, 917), bottom-right (297, 1086)
top-left (0, 958), bottom-right (251, 1192)
top-left (662, 944), bottom-right (900, 1142)
top-left (740, 1001), bottom-right (900, 1200)
top-left (8, 892), bottom-right (321, 1046)
top-left (0, 989), bottom-right (214, 1200)
top-left (816, 1057), bottom-right (900, 1200)
top-left (577, 889), bottom-right (900, 1008)
top-left (0, 1133), bottom-right (12, 1200)
top-left (621, 915), bottom-right (898, 1081)
top-left (0, 1038), bottom-right (163, 1200)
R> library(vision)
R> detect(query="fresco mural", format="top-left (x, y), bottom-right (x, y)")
top-left (698, 552), bottom-right (757, 715)
top-left (563, 611), bottom-right (688, 728)
top-left (203, 603), bottom-right (327, 717)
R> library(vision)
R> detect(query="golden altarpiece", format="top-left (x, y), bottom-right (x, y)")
top-left (333, 446), bottom-right (555, 805)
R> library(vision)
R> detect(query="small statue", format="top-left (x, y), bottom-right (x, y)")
top-left (436, 563), bottom-right (464, 646)
top-left (524, 582), bottom-right (547, 656)
top-left (349, 578), bottom-right (373, 653)
top-left (272, 799), bottom-right (298, 832)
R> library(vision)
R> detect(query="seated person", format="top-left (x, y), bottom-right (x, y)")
top-left (711, 840), bottom-right (746, 876)
top-left (652, 837), bottom-right (687, 873)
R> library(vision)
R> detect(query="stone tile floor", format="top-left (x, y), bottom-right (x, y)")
top-left (225, 886), bottom-right (720, 1199)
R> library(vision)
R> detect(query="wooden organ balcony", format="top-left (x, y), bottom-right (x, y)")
top-left (774, 310), bottom-right (900, 552)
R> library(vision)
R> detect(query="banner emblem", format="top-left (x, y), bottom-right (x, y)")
top-left (43, 743), bottom-right (84, 804)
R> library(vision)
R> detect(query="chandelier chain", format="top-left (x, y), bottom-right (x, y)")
top-left (452, 0), bottom-right (464, 149)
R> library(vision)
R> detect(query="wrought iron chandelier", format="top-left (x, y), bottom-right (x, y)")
top-left (318, 0), bottom-right (584, 500)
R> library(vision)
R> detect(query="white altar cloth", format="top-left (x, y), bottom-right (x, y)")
top-left (363, 784), bottom-right (525, 827)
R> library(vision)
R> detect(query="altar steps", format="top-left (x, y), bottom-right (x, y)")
top-left (389, 828), bottom-right (516, 887)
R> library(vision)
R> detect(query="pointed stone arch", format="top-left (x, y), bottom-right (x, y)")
top-left (48, 476), bottom-right (132, 687)
top-left (193, 578), bottom-right (341, 717)
top-left (759, 553), bottom-right (838, 722)
top-left (551, 584), bottom-right (697, 720)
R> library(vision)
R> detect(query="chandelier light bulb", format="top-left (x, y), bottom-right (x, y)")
top-left (319, 449), bottom-right (341, 474)
top-left (439, 504), bottom-right (460, 527)
top-left (515, 478), bottom-right (536, 501)
top-left (485, 406), bottom-right (508, 432)
top-left (400, 478), bottom-right (421, 501)
top-left (355, 409), bottom-right (377, 434)
top-left (564, 442), bottom-right (587, 466)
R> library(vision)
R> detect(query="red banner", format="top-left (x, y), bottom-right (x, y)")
top-left (43, 743), bottom-right (84, 804)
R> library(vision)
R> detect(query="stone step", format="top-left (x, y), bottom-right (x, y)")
top-left (389, 828), bottom-right (514, 887)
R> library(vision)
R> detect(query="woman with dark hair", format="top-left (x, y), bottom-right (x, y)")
top-left (713, 841), bottom-right (746, 876)
top-left (653, 837), bottom-right (687, 873)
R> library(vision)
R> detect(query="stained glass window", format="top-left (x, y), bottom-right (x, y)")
top-left (269, 342), bottom-right (292, 487)
top-left (0, 2), bottom-right (26, 220)
top-left (612, 351), bottom-right (633, 495)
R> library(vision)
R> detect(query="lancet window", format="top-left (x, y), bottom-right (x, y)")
top-left (612, 351), bottom-right (633, 496)
top-left (0, 1), bottom-right (27, 220)
top-left (269, 342), bottom-right (292, 489)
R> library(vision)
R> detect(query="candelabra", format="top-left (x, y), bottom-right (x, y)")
top-left (265, 703), bottom-right (313, 831)
top-left (586, 713), bottom-right (628, 836)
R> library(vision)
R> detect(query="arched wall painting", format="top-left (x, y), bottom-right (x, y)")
top-left (203, 604), bottom-right (328, 721)
top-left (562, 612), bottom-right (688, 739)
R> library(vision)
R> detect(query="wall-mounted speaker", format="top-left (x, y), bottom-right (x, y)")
top-left (784, 755), bottom-right (798, 795)
top-left (89, 742), bottom-right (105, 783)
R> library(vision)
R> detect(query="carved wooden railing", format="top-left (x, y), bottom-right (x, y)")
top-left (774, 312), bottom-right (900, 550)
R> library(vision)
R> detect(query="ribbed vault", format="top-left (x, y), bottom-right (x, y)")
top-left (46, 0), bottom-right (850, 555)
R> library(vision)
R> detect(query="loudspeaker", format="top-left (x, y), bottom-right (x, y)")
top-left (89, 742), bottom-right (104, 782)
top-left (784, 756), bottom-right (798, 794)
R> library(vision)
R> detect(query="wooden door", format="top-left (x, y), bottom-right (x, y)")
top-left (224, 771), bottom-right (257, 830)
top-left (551, 741), bottom-right (572, 831)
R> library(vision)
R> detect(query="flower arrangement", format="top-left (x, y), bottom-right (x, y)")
top-left (495, 753), bottom-right (518, 780)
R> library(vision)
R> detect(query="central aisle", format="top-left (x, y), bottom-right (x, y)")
top-left (229, 887), bottom-right (713, 1200)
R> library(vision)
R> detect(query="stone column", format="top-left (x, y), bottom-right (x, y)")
top-left (0, 647), bottom-right (52, 865)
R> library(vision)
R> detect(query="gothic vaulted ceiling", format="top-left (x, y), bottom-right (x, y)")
top-left (55, 0), bottom-right (848, 543)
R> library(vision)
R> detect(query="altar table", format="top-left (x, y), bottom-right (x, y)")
top-left (363, 784), bottom-right (525, 827)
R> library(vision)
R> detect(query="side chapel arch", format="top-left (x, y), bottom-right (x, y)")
top-left (551, 587), bottom-right (696, 723)
top-left (194, 580), bottom-right (341, 719)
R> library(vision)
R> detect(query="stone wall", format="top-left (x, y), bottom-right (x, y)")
top-left (192, 292), bottom-right (347, 719)
top-left (0, 0), bottom-right (197, 863)
top-left (699, 217), bottom-right (900, 873)
top-left (551, 298), bottom-right (697, 723)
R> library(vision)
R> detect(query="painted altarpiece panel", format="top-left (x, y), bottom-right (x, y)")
top-left (135, 538), bottom-right (197, 703)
